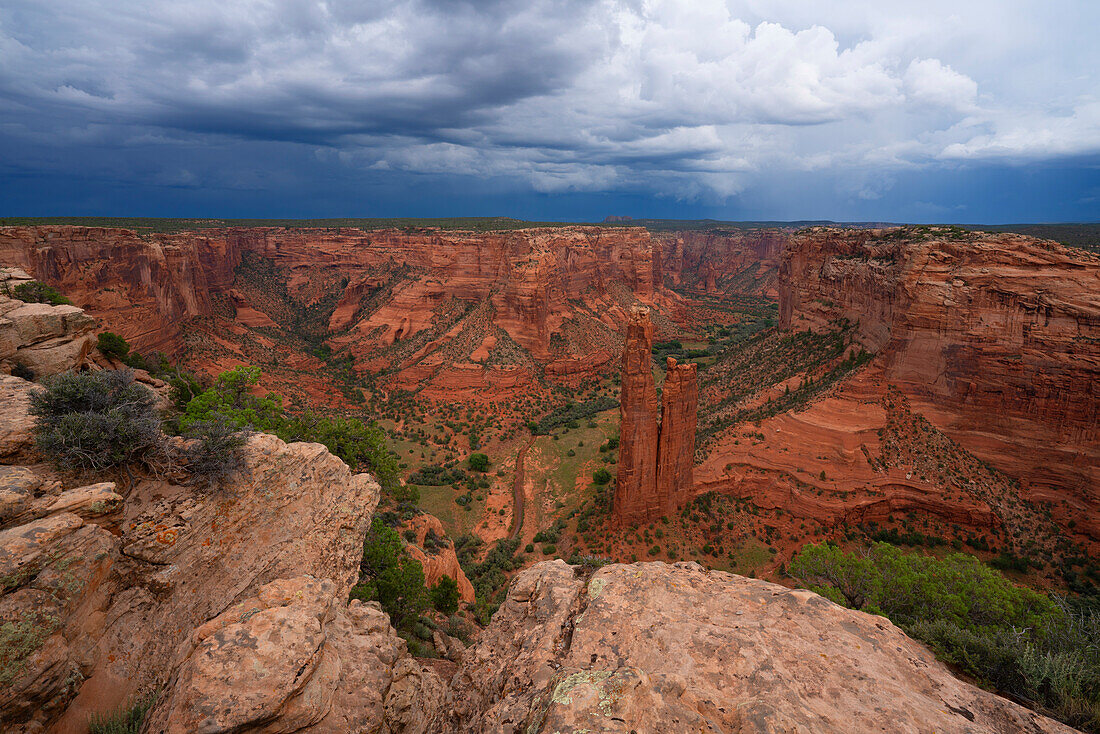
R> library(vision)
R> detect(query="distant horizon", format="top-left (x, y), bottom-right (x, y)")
top-left (2, 215), bottom-right (1098, 227)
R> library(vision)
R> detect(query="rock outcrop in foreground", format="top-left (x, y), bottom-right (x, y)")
top-left (446, 560), bottom-right (1074, 733)
top-left (614, 308), bottom-right (698, 527)
top-left (0, 376), bottom-right (449, 733)
top-left (0, 267), bottom-right (95, 378)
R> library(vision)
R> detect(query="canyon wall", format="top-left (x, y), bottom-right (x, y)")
top-left (657, 228), bottom-right (789, 297)
top-left (614, 310), bottom-right (698, 527)
top-left (0, 225), bottom-right (683, 396)
top-left (779, 228), bottom-right (1100, 537)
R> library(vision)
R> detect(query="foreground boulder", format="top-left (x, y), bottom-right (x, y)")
top-left (0, 383), bottom-right (448, 733)
top-left (0, 267), bottom-right (95, 379)
top-left (446, 560), bottom-right (1075, 733)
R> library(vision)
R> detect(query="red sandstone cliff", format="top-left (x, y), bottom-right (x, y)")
top-left (778, 227), bottom-right (1100, 538)
top-left (657, 229), bottom-right (789, 297)
top-left (614, 311), bottom-right (698, 527)
top-left (0, 225), bottom-right (683, 397)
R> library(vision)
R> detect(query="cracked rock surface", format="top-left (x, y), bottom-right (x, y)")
top-left (443, 560), bottom-right (1075, 733)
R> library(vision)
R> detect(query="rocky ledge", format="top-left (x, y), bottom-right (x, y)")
top-left (445, 560), bottom-right (1074, 733)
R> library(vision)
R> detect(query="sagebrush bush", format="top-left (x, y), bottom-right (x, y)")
top-left (181, 416), bottom-right (249, 487)
top-left (30, 370), bottom-right (162, 470)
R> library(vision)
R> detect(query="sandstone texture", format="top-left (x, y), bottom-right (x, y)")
top-left (444, 560), bottom-right (1073, 733)
top-left (403, 512), bottom-right (476, 604)
top-left (779, 228), bottom-right (1099, 538)
top-left (614, 310), bottom-right (698, 527)
top-left (656, 356), bottom-right (698, 515)
top-left (0, 267), bottom-right (96, 378)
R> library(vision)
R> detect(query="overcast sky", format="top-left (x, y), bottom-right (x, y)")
top-left (1, 0), bottom-right (1097, 222)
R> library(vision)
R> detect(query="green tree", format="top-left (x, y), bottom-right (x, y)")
top-left (10, 280), bottom-right (70, 305)
top-left (592, 468), bottom-right (612, 485)
top-left (468, 452), bottom-right (489, 472)
top-left (180, 365), bottom-right (284, 433)
top-left (352, 519), bottom-right (427, 630)
top-left (96, 332), bottom-right (131, 361)
top-left (431, 575), bottom-right (461, 615)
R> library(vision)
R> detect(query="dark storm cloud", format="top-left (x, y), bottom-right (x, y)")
top-left (0, 0), bottom-right (1097, 219)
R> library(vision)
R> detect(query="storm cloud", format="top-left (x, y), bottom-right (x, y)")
top-left (1, 0), bottom-right (1097, 220)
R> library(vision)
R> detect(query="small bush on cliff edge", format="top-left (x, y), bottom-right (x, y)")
top-left (180, 416), bottom-right (250, 488)
top-left (181, 365), bottom-right (399, 491)
top-left (31, 369), bottom-right (162, 471)
top-left (96, 331), bottom-right (130, 361)
top-left (9, 280), bottom-right (70, 306)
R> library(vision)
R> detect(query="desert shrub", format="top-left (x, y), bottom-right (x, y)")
top-left (10, 280), bottom-right (69, 305)
top-left (532, 396), bottom-right (617, 435)
top-left (31, 369), bottom-right (162, 471)
top-left (96, 332), bottom-right (131, 361)
top-left (182, 366), bottom-right (399, 490)
top-left (351, 519), bottom-right (428, 631)
top-left (88, 693), bottom-right (156, 734)
top-left (180, 417), bottom-right (249, 487)
top-left (592, 468), bottom-right (612, 485)
top-left (468, 452), bottom-right (489, 472)
top-left (790, 542), bottom-right (1100, 731)
top-left (431, 575), bottom-right (461, 615)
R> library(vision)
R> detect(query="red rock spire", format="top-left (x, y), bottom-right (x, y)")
top-left (613, 308), bottom-right (697, 527)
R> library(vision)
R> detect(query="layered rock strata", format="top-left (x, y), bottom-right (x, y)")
top-left (0, 225), bottom-right (684, 397)
top-left (613, 309), bottom-right (659, 526)
top-left (779, 228), bottom-right (1100, 538)
top-left (614, 309), bottom-right (698, 527)
top-left (656, 357), bottom-right (698, 514)
top-left (0, 267), bottom-right (96, 378)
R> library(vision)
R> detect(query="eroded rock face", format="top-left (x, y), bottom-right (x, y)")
top-left (613, 308), bottom-right (659, 527)
top-left (444, 560), bottom-right (1075, 734)
top-left (147, 576), bottom-right (449, 734)
top-left (403, 513), bottom-right (476, 604)
top-left (656, 357), bottom-right (698, 515)
top-left (779, 228), bottom-right (1100, 538)
top-left (0, 225), bottom-right (684, 398)
top-left (614, 312), bottom-right (698, 527)
top-left (658, 229), bottom-right (789, 297)
top-left (0, 376), bottom-right (38, 461)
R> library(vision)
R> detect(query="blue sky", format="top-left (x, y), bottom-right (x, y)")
top-left (1, 0), bottom-right (1097, 222)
